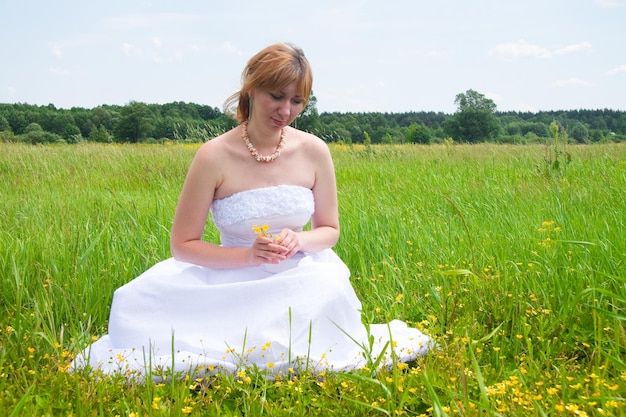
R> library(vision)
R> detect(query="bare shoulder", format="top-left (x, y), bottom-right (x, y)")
top-left (290, 128), bottom-right (331, 157)
top-left (186, 127), bottom-right (240, 191)
top-left (194, 127), bottom-right (239, 162)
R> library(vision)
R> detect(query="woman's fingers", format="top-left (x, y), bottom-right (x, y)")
top-left (253, 236), bottom-right (287, 263)
top-left (275, 229), bottom-right (301, 258)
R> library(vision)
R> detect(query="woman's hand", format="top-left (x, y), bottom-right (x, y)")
top-left (275, 228), bottom-right (303, 259)
top-left (248, 235), bottom-right (288, 266)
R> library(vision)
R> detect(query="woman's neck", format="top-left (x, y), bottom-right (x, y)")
top-left (244, 120), bottom-right (283, 149)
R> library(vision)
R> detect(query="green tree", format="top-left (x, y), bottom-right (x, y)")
top-left (89, 124), bottom-right (112, 143)
top-left (0, 115), bottom-right (9, 132)
top-left (363, 131), bottom-right (371, 146)
top-left (5, 109), bottom-right (28, 134)
top-left (92, 106), bottom-right (115, 131)
top-left (40, 111), bottom-right (76, 137)
top-left (23, 122), bottom-right (46, 143)
top-left (350, 127), bottom-right (365, 144)
top-left (444, 89), bottom-right (501, 142)
top-left (70, 108), bottom-right (95, 137)
top-left (0, 130), bottom-right (15, 142)
top-left (63, 124), bottom-right (82, 143)
top-left (569, 121), bottom-right (589, 143)
top-left (22, 122), bottom-right (62, 144)
top-left (526, 122), bottom-right (550, 137)
top-left (114, 101), bottom-right (154, 142)
top-left (405, 122), bottom-right (432, 144)
top-left (295, 92), bottom-right (321, 134)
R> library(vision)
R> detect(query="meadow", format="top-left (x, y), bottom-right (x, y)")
top-left (0, 141), bottom-right (624, 416)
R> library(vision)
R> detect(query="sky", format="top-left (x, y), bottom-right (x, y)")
top-left (1, 0), bottom-right (625, 114)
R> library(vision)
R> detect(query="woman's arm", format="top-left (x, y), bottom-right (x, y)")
top-left (276, 136), bottom-right (340, 257)
top-left (170, 143), bottom-right (288, 269)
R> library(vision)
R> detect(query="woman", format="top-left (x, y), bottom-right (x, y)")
top-left (72, 43), bottom-right (432, 379)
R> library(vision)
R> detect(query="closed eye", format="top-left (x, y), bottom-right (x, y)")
top-left (269, 91), bottom-right (303, 106)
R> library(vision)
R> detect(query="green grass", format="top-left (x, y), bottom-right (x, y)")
top-left (1, 142), bottom-right (625, 416)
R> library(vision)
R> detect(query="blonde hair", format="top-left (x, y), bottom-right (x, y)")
top-left (223, 43), bottom-right (313, 123)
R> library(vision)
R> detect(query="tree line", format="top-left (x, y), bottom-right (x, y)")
top-left (1, 90), bottom-right (625, 145)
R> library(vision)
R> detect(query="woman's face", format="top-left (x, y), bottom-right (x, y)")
top-left (251, 82), bottom-right (306, 129)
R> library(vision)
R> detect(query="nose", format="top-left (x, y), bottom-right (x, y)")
top-left (277, 99), bottom-right (291, 118)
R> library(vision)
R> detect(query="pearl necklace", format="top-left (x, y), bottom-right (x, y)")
top-left (241, 121), bottom-right (286, 163)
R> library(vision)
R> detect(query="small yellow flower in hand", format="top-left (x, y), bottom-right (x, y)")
top-left (253, 224), bottom-right (280, 241)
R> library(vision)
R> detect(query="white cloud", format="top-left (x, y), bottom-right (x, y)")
top-left (220, 41), bottom-right (242, 56)
top-left (46, 35), bottom-right (109, 61)
top-left (101, 13), bottom-right (204, 31)
top-left (595, 0), bottom-right (626, 7)
top-left (491, 40), bottom-right (593, 60)
top-left (152, 36), bottom-right (162, 48)
top-left (51, 44), bottom-right (63, 59)
top-left (122, 43), bottom-right (143, 58)
top-left (607, 64), bottom-right (626, 75)
top-left (427, 49), bottom-right (448, 58)
top-left (49, 67), bottom-right (70, 76)
top-left (553, 77), bottom-right (593, 87)
top-left (555, 42), bottom-right (592, 55)
top-left (489, 40), bottom-right (551, 59)
top-left (152, 51), bottom-right (183, 64)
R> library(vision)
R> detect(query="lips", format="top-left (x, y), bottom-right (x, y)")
top-left (272, 118), bottom-right (286, 127)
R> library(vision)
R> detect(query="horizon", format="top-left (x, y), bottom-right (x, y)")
top-left (2, 100), bottom-right (625, 116)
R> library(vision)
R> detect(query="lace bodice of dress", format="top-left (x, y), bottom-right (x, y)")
top-left (211, 185), bottom-right (315, 248)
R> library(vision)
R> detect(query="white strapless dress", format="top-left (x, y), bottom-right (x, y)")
top-left (71, 185), bottom-right (432, 379)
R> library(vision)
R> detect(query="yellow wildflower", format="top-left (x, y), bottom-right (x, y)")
top-left (151, 397), bottom-right (161, 410)
top-left (396, 362), bottom-right (408, 371)
top-left (253, 224), bottom-right (278, 240)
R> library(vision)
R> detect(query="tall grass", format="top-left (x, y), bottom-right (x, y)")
top-left (1, 142), bottom-right (624, 416)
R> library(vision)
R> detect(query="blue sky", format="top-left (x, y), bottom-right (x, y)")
top-left (1, 0), bottom-right (625, 114)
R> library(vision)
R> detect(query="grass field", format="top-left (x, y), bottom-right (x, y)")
top-left (1, 142), bottom-right (625, 416)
